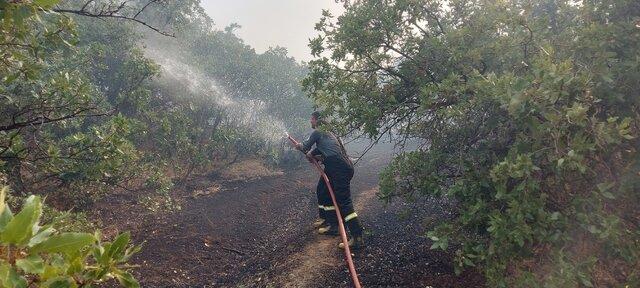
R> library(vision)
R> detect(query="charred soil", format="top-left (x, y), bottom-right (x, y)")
top-left (91, 155), bottom-right (484, 287)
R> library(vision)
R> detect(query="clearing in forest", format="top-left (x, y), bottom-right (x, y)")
top-left (92, 152), bottom-right (484, 287)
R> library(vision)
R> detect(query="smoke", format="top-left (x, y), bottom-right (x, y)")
top-left (143, 46), bottom-right (288, 144)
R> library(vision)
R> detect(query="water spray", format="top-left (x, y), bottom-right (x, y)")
top-left (286, 134), bottom-right (362, 288)
top-left (144, 46), bottom-right (289, 144)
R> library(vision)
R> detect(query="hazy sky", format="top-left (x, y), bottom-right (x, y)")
top-left (200, 0), bottom-right (344, 62)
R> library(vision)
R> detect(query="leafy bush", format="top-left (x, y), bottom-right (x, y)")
top-left (0, 186), bottom-right (140, 287)
top-left (1, 0), bottom-right (311, 211)
top-left (305, 0), bottom-right (640, 286)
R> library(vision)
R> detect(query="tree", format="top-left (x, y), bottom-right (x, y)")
top-left (305, 0), bottom-right (639, 286)
top-left (1, 0), bottom-right (315, 285)
top-left (0, 0), bottom-right (164, 203)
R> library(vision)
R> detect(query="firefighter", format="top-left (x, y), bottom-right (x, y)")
top-left (295, 111), bottom-right (365, 249)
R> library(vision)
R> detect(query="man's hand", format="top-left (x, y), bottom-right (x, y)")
top-left (305, 152), bottom-right (323, 163)
top-left (295, 143), bottom-right (303, 151)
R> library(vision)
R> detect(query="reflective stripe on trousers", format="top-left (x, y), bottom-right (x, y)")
top-left (319, 205), bottom-right (336, 211)
top-left (344, 212), bottom-right (358, 222)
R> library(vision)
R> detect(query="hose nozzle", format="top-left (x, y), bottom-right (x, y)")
top-left (286, 133), bottom-right (299, 147)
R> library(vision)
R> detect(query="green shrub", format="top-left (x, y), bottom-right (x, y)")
top-left (0, 186), bottom-right (140, 287)
top-left (305, 0), bottom-right (640, 285)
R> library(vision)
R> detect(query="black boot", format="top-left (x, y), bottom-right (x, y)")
top-left (338, 236), bottom-right (365, 250)
top-left (319, 212), bottom-right (339, 236)
top-left (339, 218), bottom-right (365, 250)
top-left (318, 225), bottom-right (339, 236)
top-left (346, 217), bottom-right (363, 237)
top-left (314, 207), bottom-right (327, 227)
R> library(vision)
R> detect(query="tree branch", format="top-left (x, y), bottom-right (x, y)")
top-left (53, 0), bottom-right (174, 37)
top-left (0, 109), bottom-right (112, 132)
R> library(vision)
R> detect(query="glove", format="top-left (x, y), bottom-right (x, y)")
top-left (305, 151), bottom-right (314, 162)
top-left (306, 152), bottom-right (324, 163)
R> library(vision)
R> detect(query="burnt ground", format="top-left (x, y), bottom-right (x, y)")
top-left (91, 150), bottom-right (485, 287)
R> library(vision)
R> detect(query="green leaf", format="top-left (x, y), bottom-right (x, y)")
top-left (597, 182), bottom-right (614, 193)
top-left (41, 264), bottom-right (63, 281)
top-left (0, 186), bottom-right (7, 216)
top-left (67, 257), bottom-right (84, 275)
top-left (115, 270), bottom-right (140, 288)
top-left (463, 257), bottom-right (475, 266)
top-left (601, 191), bottom-right (616, 199)
top-left (580, 276), bottom-right (594, 287)
top-left (106, 232), bottom-right (130, 261)
top-left (42, 276), bottom-right (77, 288)
top-left (597, 182), bottom-right (616, 199)
top-left (0, 206), bottom-right (13, 232)
top-left (121, 243), bottom-right (143, 262)
top-left (33, 0), bottom-right (61, 9)
top-left (28, 227), bottom-right (56, 247)
top-left (1, 195), bottom-right (42, 245)
top-left (0, 263), bottom-right (28, 288)
top-left (13, 5), bottom-right (33, 26)
top-left (16, 255), bottom-right (45, 275)
top-left (30, 233), bottom-right (95, 256)
top-left (0, 186), bottom-right (13, 231)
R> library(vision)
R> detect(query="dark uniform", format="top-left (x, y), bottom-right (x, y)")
top-left (302, 129), bottom-right (363, 238)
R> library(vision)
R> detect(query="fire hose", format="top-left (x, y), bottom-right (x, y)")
top-left (287, 134), bottom-right (362, 288)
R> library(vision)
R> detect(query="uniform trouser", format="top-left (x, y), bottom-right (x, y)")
top-left (317, 156), bottom-right (363, 237)
top-left (316, 177), bottom-right (332, 221)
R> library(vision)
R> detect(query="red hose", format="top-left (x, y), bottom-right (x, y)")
top-left (287, 134), bottom-right (362, 288)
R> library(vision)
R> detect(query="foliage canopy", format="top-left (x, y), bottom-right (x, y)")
top-left (1, 0), bottom-right (313, 286)
top-left (305, 0), bottom-right (640, 286)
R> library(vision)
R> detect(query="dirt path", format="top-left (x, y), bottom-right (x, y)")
top-left (93, 152), bottom-right (485, 287)
top-left (268, 186), bottom-right (382, 288)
